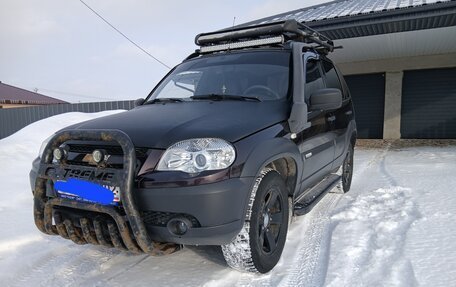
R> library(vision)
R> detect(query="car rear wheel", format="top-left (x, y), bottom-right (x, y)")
top-left (221, 168), bottom-right (289, 273)
top-left (342, 143), bottom-right (354, 193)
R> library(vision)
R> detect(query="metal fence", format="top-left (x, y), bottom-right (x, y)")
top-left (0, 100), bottom-right (135, 140)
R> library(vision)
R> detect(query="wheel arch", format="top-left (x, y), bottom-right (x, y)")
top-left (240, 137), bottom-right (302, 197)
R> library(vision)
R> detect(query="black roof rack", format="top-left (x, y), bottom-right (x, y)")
top-left (195, 19), bottom-right (337, 55)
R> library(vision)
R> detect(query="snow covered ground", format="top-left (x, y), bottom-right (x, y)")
top-left (1, 112), bottom-right (456, 286)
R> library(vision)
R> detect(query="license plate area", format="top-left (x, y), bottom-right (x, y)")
top-left (55, 179), bottom-right (121, 206)
top-left (102, 184), bottom-right (121, 204)
top-left (49, 165), bottom-right (123, 206)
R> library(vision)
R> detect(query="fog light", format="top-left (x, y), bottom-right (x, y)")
top-left (167, 217), bottom-right (192, 236)
top-left (92, 149), bottom-right (104, 163)
top-left (53, 148), bottom-right (63, 161)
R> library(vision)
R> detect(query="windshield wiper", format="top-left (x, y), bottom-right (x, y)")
top-left (190, 94), bottom-right (261, 102)
top-left (145, 98), bottom-right (185, 104)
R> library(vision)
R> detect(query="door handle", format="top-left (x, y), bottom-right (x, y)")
top-left (327, 115), bottom-right (336, 122)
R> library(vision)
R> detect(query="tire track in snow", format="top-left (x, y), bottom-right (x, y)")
top-left (40, 247), bottom-right (119, 286)
top-left (277, 191), bottom-right (341, 287)
top-left (378, 143), bottom-right (399, 187)
top-left (9, 244), bottom-right (83, 286)
top-left (324, 146), bottom-right (421, 286)
top-left (275, 148), bottom-right (388, 286)
top-left (326, 187), bottom-right (420, 286)
top-left (223, 191), bottom-right (342, 287)
top-left (91, 254), bottom-right (149, 286)
top-left (7, 243), bottom-right (119, 287)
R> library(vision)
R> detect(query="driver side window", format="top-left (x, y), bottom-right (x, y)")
top-left (304, 59), bottom-right (324, 103)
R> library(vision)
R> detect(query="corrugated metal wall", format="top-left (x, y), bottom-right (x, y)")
top-left (345, 73), bottom-right (386, 139)
top-left (0, 100), bottom-right (134, 140)
top-left (401, 67), bottom-right (456, 139)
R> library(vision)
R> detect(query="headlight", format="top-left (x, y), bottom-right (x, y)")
top-left (39, 134), bottom-right (56, 158)
top-left (157, 138), bottom-right (236, 173)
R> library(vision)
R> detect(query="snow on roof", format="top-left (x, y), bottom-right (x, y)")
top-left (0, 82), bottom-right (67, 105)
top-left (252, 0), bottom-right (453, 24)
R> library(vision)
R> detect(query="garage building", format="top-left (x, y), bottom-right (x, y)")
top-left (241, 0), bottom-right (456, 139)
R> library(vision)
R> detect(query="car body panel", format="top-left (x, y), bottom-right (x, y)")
top-left (62, 101), bottom-right (289, 148)
top-left (29, 43), bottom-right (356, 248)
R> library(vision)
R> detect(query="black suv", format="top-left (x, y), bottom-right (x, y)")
top-left (30, 20), bottom-right (356, 273)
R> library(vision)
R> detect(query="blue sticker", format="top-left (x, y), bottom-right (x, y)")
top-left (54, 178), bottom-right (115, 205)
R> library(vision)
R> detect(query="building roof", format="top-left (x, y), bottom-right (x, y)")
top-left (240, 0), bottom-right (456, 39)
top-left (0, 82), bottom-right (67, 105)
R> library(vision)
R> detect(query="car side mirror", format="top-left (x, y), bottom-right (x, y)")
top-left (309, 88), bottom-right (342, 111)
top-left (134, 98), bottom-right (145, 107)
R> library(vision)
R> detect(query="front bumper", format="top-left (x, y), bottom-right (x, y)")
top-left (31, 130), bottom-right (252, 251)
top-left (135, 177), bottom-right (251, 245)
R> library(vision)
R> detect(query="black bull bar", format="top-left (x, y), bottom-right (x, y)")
top-left (33, 129), bottom-right (180, 255)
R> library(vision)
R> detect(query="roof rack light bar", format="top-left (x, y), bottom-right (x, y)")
top-left (195, 19), bottom-right (335, 54)
top-left (199, 35), bottom-right (284, 53)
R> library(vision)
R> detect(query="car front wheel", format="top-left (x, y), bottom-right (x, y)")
top-left (221, 168), bottom-right (289, 273)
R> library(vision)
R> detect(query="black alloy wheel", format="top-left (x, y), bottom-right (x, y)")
top-left (342, 143), bottom-right (354, 193)
top-left (249, 170), bottom-right (289, 273)
top-left (221, 169), bottom-right (289, 273)
top-left (257, 186), bottom-right (284, 254)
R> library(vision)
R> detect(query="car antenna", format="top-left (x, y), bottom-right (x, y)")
top-left (227, 16), bottom-right (236, 51)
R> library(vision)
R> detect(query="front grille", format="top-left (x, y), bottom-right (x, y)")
top-left (63, 142), bottom-right (149, 171)
top-left (69, 144), bottom-right (123, 155)
top-left (142, 211), bottom-right (200, 227)
top-left (68, 144), bottom-right (148, 158)
top-left (63, 160), bottom-right (123, 169)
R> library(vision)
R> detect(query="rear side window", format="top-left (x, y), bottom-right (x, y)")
top-left (305, 60), bottom-right (324, 101)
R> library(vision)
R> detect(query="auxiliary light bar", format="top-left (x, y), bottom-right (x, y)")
top-left (199, 35), bottom-right (285, 53)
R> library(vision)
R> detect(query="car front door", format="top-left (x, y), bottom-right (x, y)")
top-left (297, 55), bottom-right (336, 192)
top-left (321, 59), bottom-right (351, 163)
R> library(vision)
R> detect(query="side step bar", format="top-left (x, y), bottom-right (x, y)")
top-left (293, 174), bottom-right (341, 216)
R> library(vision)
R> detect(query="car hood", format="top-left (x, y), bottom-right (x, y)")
top-left (62, 101), bottom-right (289, 148)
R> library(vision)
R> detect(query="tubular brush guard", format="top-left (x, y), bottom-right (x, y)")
top-left (33, 129), bottom-right (180, 255)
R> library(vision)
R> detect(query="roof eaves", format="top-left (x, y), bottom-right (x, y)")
top-left (309, 1), bottom-right (456, 39)
top-left (236, 0), bottom-right (344, 28)
top-left (305, 0), bottom-right (456, 28)
top-left (237, 0), bottom-right (456, 39)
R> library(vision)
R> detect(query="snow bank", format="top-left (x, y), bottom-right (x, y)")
top-left (0, 111), bottom-right (125, 285)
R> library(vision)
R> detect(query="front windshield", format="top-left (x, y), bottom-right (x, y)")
top-left (146, 51), bottom-right (291, 102)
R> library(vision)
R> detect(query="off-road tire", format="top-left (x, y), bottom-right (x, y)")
top-left (342, 143), bottom-right (354, 193)
top-left (221, 168), bottom-right (289, 273)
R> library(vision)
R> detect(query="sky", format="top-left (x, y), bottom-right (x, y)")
top-left (0, 0), bottom-right (330, 103)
